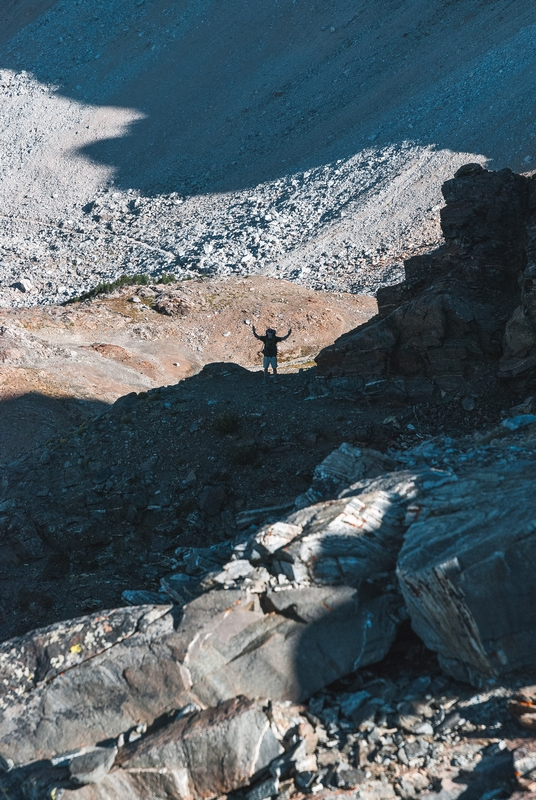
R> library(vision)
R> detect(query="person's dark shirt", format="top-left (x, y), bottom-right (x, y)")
top-left (257, 335), bottom-right (283, 357)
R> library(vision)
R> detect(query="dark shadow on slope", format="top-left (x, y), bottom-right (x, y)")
top-left (291, 582), bottom-right (403, 702)
top-left (0, 364), bottom-right (335, 642)
top-left (1, 0), bottom-right (536, 196)
top-left (446, 748), bottom-right (515, 799)
top-left (0, 391), bottom-right (108, 464)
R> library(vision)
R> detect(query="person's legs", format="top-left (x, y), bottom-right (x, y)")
top-left (263, 357), bottom-right (278, 381)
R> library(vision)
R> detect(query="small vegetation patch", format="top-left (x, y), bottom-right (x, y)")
top-left (65, 272), bottom-right (177, 304)
top-left (213, 411), bottom-right (241, 434)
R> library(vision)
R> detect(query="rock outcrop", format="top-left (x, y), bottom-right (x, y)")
top-left (294, 442), bottom-right (396, 509)
top-left (499, 173), bottom-right (536, 384)
top-left (397, 460), bottom-right (536, 685)
top-left (71, 697), bottom-right (283, 800)
top-left (316, 165), bottom-right (534, 399)
top-left (1, 467), bottom-right (456, 794)
top-left (4, 422), bottom-right (536, 797)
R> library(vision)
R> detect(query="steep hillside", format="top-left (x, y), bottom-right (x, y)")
top-left (1, 0), bottom-right (536, 305)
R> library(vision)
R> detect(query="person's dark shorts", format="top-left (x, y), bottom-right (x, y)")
top-left (263, 356), bottom-right (277, 369)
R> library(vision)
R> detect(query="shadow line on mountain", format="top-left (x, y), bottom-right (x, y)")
top-left (1, 0), bottom-right (536, 196)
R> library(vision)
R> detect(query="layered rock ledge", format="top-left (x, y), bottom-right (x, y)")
top-left (316, 164), bottom-right (536, 400)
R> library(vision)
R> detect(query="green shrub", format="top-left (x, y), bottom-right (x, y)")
top-left (65, 272), bottom-right (177, 304)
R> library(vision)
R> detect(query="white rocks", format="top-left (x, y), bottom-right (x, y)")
top-left (253, 522), bottom-right (303, 556)
top-left (214, 558), bottom-right (255, 583)
top-left (295, 443), bottom-right (396, 509)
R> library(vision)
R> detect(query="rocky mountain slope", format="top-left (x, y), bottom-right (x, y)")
top-left (1, 0), bottom-right (536, 305)
top-left (3, 411), bottom-right (536, 800)
top-left (3, 164), bottom-right (536, 800)
top-left (3, 0), bottom-right (536, 795)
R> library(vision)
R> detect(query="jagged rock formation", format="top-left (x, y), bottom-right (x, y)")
top-left (499, 175), bottom-right (536, 384)
top-left (316, 165), bottom-right (535, 399)
top-left (4, 418), bottom-right (536, 797)
top-left (398, 461), bottom-right (536, 685)
top-left (3, 467), bottom-right (434, 767)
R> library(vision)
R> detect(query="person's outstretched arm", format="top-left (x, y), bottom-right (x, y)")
top-left (279, 328), bottom-right (292, 341)
top-left (252, 325), bottom-right (263, 341)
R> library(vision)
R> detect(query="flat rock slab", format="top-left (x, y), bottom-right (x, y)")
top-left (0, 604), bottom-right (168, 710)
top-left (397, 461), bottom-right (536, 684)
top-left (0, 583), bottom-right (401, 767)
top-left (4, 698), bottom-right (282, 800)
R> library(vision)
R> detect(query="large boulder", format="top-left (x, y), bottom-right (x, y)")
top-left (316, 165), bottom-right (531, 399)
top-left (4, 697), bottom-right (284, 800)
top-left (397, 461), bottom-right (536, 685)
top-left (0, 604), bottom-right (186, 766)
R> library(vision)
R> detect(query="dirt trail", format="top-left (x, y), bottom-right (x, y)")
top-left (1, 0), bottom-right (535, 304)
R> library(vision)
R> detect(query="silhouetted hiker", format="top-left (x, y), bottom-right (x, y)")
top-left (252, 325), bottom-right (292, 382)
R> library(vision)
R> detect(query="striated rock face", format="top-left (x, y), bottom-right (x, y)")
top-left (294, 442), bottom-right (396, 509)
top-left (316, 165), bottom-right (533, 399)
top-left (397, 461), bottom-right (536, 685)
